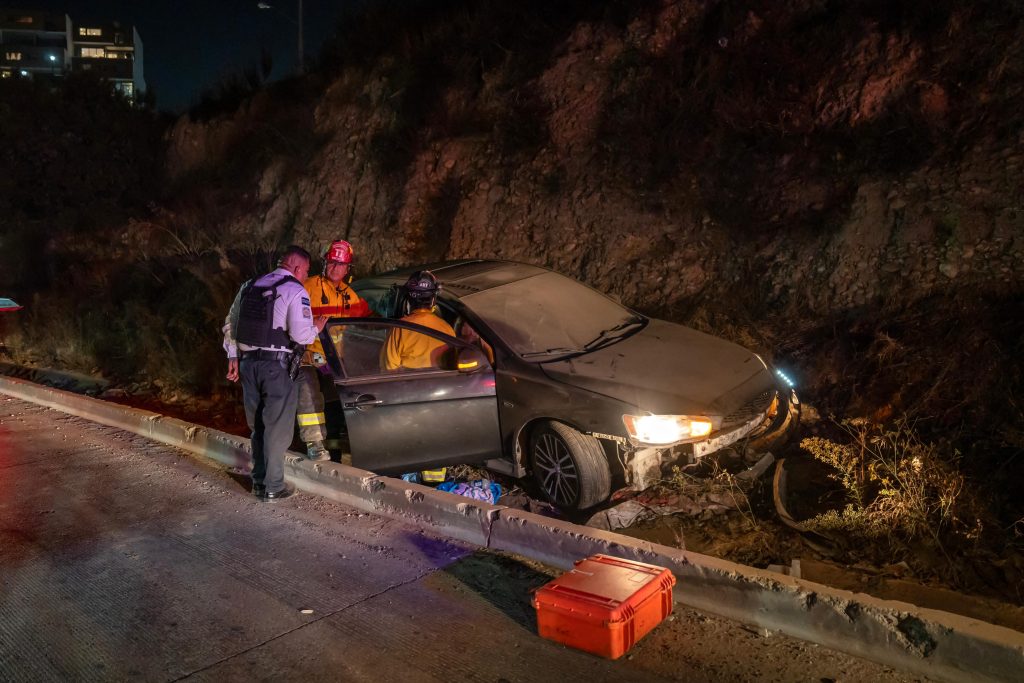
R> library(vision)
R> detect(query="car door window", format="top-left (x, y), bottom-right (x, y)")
top-left (323, 320), bottom-right (472, 379)
top-left (321, 322), bottom-right (388, 378)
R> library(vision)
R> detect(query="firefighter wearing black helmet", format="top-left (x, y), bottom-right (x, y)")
top-left (381, 270), bottom-right (455, 371)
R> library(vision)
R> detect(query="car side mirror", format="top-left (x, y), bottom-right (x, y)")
top-left (456, 345), bottom-right (488, 373)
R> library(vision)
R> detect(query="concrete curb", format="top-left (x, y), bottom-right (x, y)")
top-left (2, 374), bottom-right (1022, 683)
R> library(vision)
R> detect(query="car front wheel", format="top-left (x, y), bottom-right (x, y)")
top-left (530, 421), bottom-right (611, 511)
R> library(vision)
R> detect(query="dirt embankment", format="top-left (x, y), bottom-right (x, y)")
top-left (163, 1), bottom-right (1023, 318)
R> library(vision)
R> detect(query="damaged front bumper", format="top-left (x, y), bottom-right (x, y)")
top-left (621, 388), bottom-right (800, 490)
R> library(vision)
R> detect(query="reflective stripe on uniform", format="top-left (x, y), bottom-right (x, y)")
top-left (296, 412), bottom-right (326, 426)
top-left (420, 468), bottom-right (447, 483)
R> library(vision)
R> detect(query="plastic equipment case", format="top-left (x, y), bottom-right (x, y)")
top-left (532, 554), bottom-right (676, 659)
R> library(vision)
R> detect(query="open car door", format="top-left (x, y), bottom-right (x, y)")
top-left (319, 318), bottom-right (502, 474)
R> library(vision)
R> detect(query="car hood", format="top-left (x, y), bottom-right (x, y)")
top-left (540, 319), bottom-right (775, 420)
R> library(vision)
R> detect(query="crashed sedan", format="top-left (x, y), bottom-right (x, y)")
top-left (317, 260), bottom-right (798, 511)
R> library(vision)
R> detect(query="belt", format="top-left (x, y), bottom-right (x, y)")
top-left (240, 349), bottom-right (293, 361)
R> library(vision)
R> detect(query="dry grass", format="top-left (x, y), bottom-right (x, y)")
top-left (802, 418), bottom-right (989, 578)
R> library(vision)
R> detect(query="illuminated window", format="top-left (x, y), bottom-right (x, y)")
top-left (1, 70), bottom-right (11, 78)
top-left (5, 52), bottom-right (22, 61)
top-left (81, 47), bottom-right (105, 58)
top-left (16, 16), bottom-right (33, 24)
top-left (78, 27), bottom-right (102, 36)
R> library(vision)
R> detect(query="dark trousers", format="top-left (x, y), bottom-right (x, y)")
top-left (240, 357), bottom-right (298, 494)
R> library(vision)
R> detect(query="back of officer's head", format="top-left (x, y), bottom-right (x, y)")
top-left (278, 244), bottom-right (309, 268)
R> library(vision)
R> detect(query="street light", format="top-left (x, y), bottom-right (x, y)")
top-left (48, 53), bottom-right (56, 76)
top-left (257, 1), bottom-right (304, 74)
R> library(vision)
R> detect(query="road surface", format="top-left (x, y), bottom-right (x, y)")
top-left (0, 396), bottom-right (926, 681)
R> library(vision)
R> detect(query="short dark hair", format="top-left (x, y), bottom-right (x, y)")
top-left (278, 245), bottom-right (311, 265)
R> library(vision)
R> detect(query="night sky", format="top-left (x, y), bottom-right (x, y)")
top-left (16, 0), bottom-right (349, 112)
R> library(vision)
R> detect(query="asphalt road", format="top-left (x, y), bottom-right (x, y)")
top-left (0, 396), bottom-right (926, 682)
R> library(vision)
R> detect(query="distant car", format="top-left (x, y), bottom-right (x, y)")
top-left (317, 260), bottom-right (798, 511)
top-left (0, 298), bottom-right (22, 312)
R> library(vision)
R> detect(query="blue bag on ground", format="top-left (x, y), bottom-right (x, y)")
top-left (437, 479), bottom-right (502, 504)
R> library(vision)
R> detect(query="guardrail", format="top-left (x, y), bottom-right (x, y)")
top-left (2, 373), bottom-right (1022, 683)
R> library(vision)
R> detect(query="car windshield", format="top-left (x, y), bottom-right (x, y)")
top-left (460, 271), bottom-right (642, 359)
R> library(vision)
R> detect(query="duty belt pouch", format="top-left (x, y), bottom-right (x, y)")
top-left (286, 344), bottom-right (303, 381)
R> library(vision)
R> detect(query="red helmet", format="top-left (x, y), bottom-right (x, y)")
top-left (324, 240), bottom-right (353, 264)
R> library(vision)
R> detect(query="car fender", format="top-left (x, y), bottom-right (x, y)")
top-left (514, 416), bottom-right (626, 476)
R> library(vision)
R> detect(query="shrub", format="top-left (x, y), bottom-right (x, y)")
top-left (801, 418), bottom-right (987, 562)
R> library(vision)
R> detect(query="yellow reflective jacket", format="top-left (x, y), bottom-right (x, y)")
top-left (381, 308), bottom-right (455, 371)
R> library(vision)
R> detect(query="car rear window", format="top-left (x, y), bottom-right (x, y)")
top-left (461, 271), bottom-right (636, 359)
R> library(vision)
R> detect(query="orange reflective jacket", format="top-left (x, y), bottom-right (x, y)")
top-left (303, 275), bottom-right (371, 365)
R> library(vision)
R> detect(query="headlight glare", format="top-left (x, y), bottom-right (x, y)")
top-left (622, 414), bottom-right (714, 445)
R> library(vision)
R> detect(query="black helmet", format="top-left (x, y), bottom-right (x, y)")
top-left (404, 270), bottom-right (440, 306)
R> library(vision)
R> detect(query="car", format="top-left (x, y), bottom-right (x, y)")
top-left (316, 260), bottom-right (798, 511)
top-left (0, 298), bottom-right (22, 312)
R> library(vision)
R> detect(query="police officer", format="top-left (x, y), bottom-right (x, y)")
top-left (381, 270), bottom-right (455, 371)
top-left (223, 245), bottom-right (327, 501)
top-left (297, 239), bottom-right (372, 460)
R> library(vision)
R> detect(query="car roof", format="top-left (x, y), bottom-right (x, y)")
top-left (361, 260), bottom-right (549, 299)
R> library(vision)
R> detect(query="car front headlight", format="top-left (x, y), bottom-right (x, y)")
top-left (622, 414), bottom-right (714, 445)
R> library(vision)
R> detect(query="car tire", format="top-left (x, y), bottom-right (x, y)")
top-left (530, 421), bottom-right (611, 511)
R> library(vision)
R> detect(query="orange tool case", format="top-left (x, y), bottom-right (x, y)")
top-left (532, 554), bottom-right (676, 659)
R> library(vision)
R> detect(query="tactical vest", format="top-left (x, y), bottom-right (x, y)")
top-left (236, 275), bottom-right (301, 349)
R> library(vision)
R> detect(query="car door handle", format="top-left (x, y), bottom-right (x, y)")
top-left (345, 394), bottom-right (383, 410)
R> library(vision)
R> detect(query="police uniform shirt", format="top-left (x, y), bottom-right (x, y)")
top-left (223, 268), bottom-right (319, 358)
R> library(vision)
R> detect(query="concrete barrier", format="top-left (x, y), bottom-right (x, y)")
top-left (488, 508), bottom-right (1024, 682)
top-left (2, 373), bottom-right (1023, 683)
top-left (281, 454), bottom-right (501, 547)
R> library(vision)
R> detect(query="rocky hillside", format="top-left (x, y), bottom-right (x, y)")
top-left (4, 1), bottom-right (1022, 512)
top-left (166, 0), bottom-right (1022, 313)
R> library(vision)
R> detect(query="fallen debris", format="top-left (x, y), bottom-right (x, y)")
top-left (586, 501), bottom-right (655, 531)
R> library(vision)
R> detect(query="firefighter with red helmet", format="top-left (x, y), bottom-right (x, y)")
top-left (296, 239), bottom-right (372, 460)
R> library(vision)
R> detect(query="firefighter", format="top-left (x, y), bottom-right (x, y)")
top-left (297, 239), bottom-right (372, 460)
top-left (381, 270), bottom-right (455, 371)
top-left (223, 245), bottom-right (327, 501)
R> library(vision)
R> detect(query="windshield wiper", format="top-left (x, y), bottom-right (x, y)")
top-left (521, 347), bottom-right (584, 360)
top-left (583, 316), bottom-right (646, 351)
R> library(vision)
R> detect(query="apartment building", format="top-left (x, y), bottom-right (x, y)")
top-left (0, 8), bottom-right (145, 101)
top-left (72, 19), bottom-right (145, 100)
top-left (0, 10), bottom-right (71, 79)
